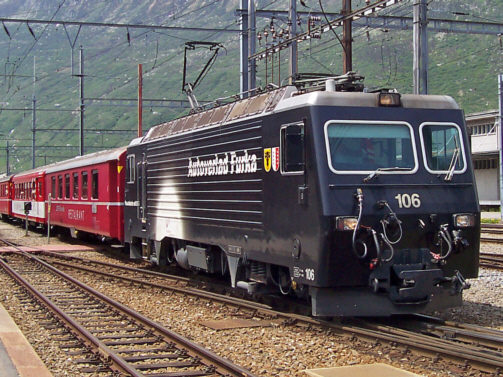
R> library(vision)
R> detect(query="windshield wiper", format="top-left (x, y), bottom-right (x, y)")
top-left (444, 148), bottom-right (460, 181)
top-left (363, 167), bottom-right (412, 182)
top-left (444, 134), bottom-right (461, 181)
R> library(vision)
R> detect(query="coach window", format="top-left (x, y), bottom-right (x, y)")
top-left (58, 175), bottom-right (63, 199)
top-left (73, 172), bottom-right (79, 199)
top-left (91, 169), bottom-right (99, 200)
top-left (51, 177), bottom-right (56, 198)
top-left (65, 174), bottom-right (70, 199)
top-left (280, 123), bottom-right (305, 174)
top-left (126, 154), bottom-right (135, 183)
top-left (82, 171), bottom-right (88, 199)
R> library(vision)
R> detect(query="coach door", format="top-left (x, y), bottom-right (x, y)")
top-left (36, 178), bottom-right (43, 201)
top-left (137, 153), bottom-right (147, 221)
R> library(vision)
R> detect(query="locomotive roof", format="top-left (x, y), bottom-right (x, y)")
top-left (45, 146), bottom-right (127, 174)
top-left (140, 83), bottom-right (460, 144)
top-left (274, 91), bottom-right (460, 112)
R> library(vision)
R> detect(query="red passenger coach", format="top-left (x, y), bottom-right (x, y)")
top-left (44, 147), bottom-right (127, 241)
top-left (0, 175), bottom-right (13, 218)
top-left (12, 168), bottom-right (47, 224)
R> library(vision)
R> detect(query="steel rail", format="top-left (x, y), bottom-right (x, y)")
top-left (480, 237), bottom-right (503, 244)
top-left (0, 250), bottom-right (257, 377)
top-left (481, 224), bottom-right (503, 229)
top-left (346, 318), bottom-right (503, 374)
top-left (479, 252), bottom-right (503, 271)
top-left (406, 314), bottom-right (503, 350)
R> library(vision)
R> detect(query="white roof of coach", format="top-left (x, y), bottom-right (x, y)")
top-left (45, 146), bottom-right (127, 174)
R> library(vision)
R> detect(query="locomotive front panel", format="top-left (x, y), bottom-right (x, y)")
top-left (302, 96), bottom-right (480, 316)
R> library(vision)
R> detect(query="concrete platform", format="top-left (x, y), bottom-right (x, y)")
top-left (0, 302), bottom-right (53, 376)
top-left (305, 363), bottom-right (420, 377)
top-left (482, 212), bottom-right (501, 221)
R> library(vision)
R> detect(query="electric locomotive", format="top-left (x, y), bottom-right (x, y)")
top-left (124, 74), bottom-right (479, 317)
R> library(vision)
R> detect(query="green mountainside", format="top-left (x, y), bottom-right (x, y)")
top-left (0, 0), bottom-right (501, 172)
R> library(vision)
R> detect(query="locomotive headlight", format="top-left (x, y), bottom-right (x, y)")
top-left (378, 92), bottom-right (401, 107)
top-left (453, 214), bottom-right (476, 228)
top-left (336, 217), bottom-right (358, 231)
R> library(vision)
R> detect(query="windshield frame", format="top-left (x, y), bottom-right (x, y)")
top-left (419, 122), bottom-right (467, 176)
top-left (323, 120), bottom-right (419, 175)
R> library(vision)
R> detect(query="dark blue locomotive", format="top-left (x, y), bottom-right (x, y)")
top-left (124, 75), bottom-right (479, 316)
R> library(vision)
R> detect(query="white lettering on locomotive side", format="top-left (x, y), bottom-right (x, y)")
top-left (187, 150), bottom-right (257, 177)
top-left (68, 209), bottom-right (85, 221)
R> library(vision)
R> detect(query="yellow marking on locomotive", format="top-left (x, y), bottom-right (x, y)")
top-left (264, 148), bottom-right (271, 172)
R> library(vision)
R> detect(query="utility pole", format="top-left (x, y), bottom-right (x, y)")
top-left (6, 140), bottom-right (9, 176)
top-left (138, 64), bottom-right (143, 138)
top-left (413, 0), bottom-right (428, 94)
top-left (248, 0), bottom-right (256, 91)
top-left (498, 74), bottom-right (503, 220)
top-left (32, 56), bottom-right (36, 169)
top-left (240, 0), bottom-right (249, 95)
top-left (79, 46), bottom-right (84, 156)
top-left (288, 0), bottom-right (297, 82)
top-left (342, 0), bottom-right (352, 73)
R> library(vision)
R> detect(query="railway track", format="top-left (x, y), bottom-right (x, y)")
top-left (480, 252), bottom-right (503, 270)
top-left (36, 249), bottom-right (309, 315)
top-left (2, 243), bottom-right (503, 375)
top-left (481, 223), bottom-right (503, 232)
top-left (480, 223), bottom-right (503, 244)
top-left (0, 250), bottom-right (257, 377)
top-left (481, 223), bottom-right (503, 241)
top-left (5, 246), bottom-right (501, 376)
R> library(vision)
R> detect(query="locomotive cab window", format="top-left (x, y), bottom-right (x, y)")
top-left (420, 122), bottom-right (466, 175)
top-left (325, 121), bottom-right (417, 174)
top-left (281, 123), bottom-right (305, 174)
top-left (126, 154), bottom-right (136, 183)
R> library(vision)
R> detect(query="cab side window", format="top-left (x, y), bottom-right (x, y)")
top-left (127, 154), bottom-right (136, 183)
top-left (281, 123), bottom-right (305, 174)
